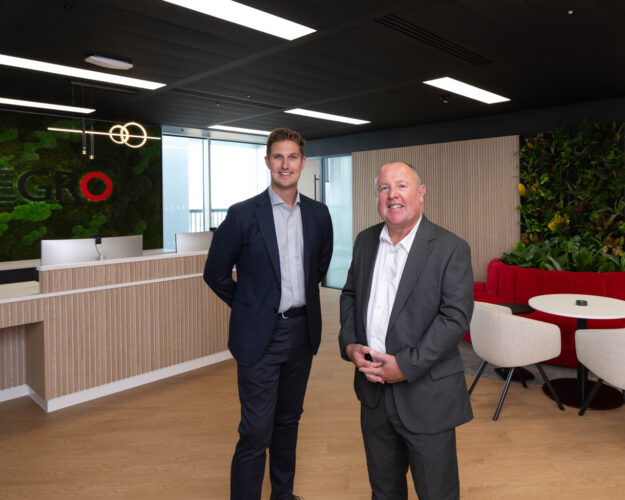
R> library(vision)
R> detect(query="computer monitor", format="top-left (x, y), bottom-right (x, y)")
top-left (99, 235), bottom-right (143, 260)
top-left (175, 231), bottom-right (213, 253)
top-left (41, 238), bottom-right (100, 266)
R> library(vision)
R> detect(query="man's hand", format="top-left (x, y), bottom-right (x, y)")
top-left (358, 349), bottom-right (406, 384)
top-left (344, 343), bottom-right (384, 383)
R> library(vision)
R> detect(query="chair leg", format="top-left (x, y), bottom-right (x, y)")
top-left (493, 367), bottom-right (515, 421)
top-left (535, 363), bottom-right (565, 411)
top-left (579, 378), bottom-right (604, 416)
top-left (468, 360), bottom-right (488, 395)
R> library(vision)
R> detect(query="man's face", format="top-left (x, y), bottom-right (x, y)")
top-left (376, 162), bottom-right (426, 233)
top-left (265, 139), bottom-right (305, 192)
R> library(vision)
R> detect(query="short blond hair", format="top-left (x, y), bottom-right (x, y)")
top-left (266, 128), bottom-right (306, 157)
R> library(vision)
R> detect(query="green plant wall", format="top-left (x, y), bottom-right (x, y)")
top-left (0, 110), bottom-right (162, 261)
top-left (504, 121), bottom-right (625, 272)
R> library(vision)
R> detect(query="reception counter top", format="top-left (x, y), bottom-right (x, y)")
top-left (0, 251), bottom-right (230, 411)
top-left (0, 281), bottom-right (40, 300)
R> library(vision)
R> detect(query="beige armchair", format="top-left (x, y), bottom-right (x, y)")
top-left (575, 328), bottom-right (625, 416)
top-left (468, 301), bottom-right (565, 420)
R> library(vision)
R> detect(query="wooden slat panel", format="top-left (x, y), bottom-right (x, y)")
top-left (0, 325), bottom-right (25, 390)
top-left (25, 322), bottom-right (45, 397)
top-left (37, 276), bottom-right (218, 399)
top-left (1, 254), bottom-right (226, 400)
top-left (352, 135), bottom-right (519, 281)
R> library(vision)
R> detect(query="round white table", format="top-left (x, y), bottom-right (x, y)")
top-left (528, 293), bottom-right (625, 410)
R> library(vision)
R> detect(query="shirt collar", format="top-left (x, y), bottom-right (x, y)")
top-left (268, 185), bottom-right (300, 207)
top-left (380, 216), bottom-right (422, 252)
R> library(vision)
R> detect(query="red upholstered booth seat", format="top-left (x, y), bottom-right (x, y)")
top-left (467, 258), bottom-right (625, 367)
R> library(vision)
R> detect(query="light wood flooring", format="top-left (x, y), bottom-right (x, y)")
top-left (1, 287), bottom-right (624, 499)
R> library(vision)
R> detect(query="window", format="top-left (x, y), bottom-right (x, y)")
top-left (209, 140), bottom-right (268, 227)
top-left (162, 133), bottom-right (268, 249)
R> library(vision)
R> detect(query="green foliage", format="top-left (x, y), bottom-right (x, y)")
top-left (0, 202), bottom-right (61, 237)
top-left (503, 236), bottom-right (625, 272)
top-left (132, 142), bottom-right (160, 175)
top-left (72, 213), bottom-right (108, 238)
top-left (0, 128), bottom-right (18, 143)
top-left (23, 130), bottom-right (58, 162)
top-left (0, 154), bottom-right (15, 168)
top-left (11, 202), bottom-right (62, 222)
top-left (504, 121), bottom-right (625, 272)
top-left (22, 226), bottom-right (47, 246)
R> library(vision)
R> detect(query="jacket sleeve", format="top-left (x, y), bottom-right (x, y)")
top-left (203, 207), bottom-right (241, 307)
top-left (395, 239), bottom-right (474, 382)
top-left (316, 204), bottom-right (334, 283)
top-left (338, 232), bottom-right (361, 360)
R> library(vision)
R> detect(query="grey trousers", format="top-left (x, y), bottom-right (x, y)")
top-left (360, 384), bottom-right (460, 500)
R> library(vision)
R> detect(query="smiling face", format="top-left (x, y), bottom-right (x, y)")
top-left (376, 162), bottom-right (426, 239)
top-left (265, 139), bottom-right (305, 195)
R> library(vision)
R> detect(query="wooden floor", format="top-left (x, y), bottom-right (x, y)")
top-left (1, 287), bottom-right (624, 499)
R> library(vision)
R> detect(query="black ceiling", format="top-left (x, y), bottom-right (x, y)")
top-left (1, 0), bottom-right (625, 140)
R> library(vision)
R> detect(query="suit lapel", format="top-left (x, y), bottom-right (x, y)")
top-left (299, 196), bottom-right (312, 285)
top-left (254, 190), bottom-right (281, 282)
top-left (361, 223), bottom-right (384, 328)
top-left (386, 216), bottom-right (436, 335)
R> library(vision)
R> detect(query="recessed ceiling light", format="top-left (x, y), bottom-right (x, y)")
top-left (0, 53), bottom-right (165, 90)
top-left (423, 77), bottom-right (509, 104)
top-left (209, 125), bottom-right (271, 136)
top-left (0, 97), bottom-right (94, 114)
top-left (85, 55), bottom-right (133, 70)
top-left (162, 0), bottom-right (315, 41)
top-left (284, 108), bottom-right (370, 125)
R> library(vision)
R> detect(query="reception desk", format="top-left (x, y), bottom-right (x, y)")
top-left (0, 251), bottom-right (230, 411)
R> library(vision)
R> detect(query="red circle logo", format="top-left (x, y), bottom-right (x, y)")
top-left (80, 171), bottom-right (113, 201)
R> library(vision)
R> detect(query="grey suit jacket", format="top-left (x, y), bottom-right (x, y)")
top-left (339, 216), bottom-right (474, 434)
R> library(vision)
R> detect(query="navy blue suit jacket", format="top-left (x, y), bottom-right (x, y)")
top-left (204, 189), bottom-right (333, 366)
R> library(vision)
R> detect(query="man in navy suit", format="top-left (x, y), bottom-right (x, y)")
top-left (204, 128), bottom-right (333, 500)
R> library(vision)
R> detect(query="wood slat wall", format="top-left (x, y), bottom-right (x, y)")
top-left (0, 254), bottom-right (230, 402)
top-left (352, 135), bottom-right (520, 281)
top-left (0, 325), bottom-right (26, 390)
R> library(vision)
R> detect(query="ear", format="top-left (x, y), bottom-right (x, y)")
top-left (264, 156), bottom-right (270, 168)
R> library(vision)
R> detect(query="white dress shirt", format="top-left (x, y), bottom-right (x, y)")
top-left (366, 218), bottom-right (421, 354)
top-left (268, 186), bottom-right (306, 312)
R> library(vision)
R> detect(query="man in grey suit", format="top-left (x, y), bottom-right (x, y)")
top-left (339, 161), bottom-right (474, 499)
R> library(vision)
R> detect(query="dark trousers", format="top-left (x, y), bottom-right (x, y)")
top-left (231, 315), bottom-right (312, 500)
top-left (361, 384), bottom-right (460, 500)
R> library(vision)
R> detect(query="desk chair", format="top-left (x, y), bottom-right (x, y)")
top-left (575, 328), bottom-right (625, 416)
top-left (468, 301), bottom-right (565, 420)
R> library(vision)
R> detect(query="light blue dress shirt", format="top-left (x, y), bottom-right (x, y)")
top-left (268, 186), bottom-right (306, 313)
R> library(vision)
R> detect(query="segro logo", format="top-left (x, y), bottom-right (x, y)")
top-left (0, 169), bottom-right (114, 203)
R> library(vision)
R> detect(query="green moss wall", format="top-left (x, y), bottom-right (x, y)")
top-left (0, 110), bottom-right (162, 261)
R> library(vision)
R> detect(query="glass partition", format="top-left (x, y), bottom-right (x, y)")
top-left (162, 135), bottom-right (205, 250)
top-left (323, 155), bottom-right (353, 289)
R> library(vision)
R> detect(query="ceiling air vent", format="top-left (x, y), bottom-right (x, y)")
top-left (375, 14), bottom-right (493, 66)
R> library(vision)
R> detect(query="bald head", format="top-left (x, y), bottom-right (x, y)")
top-left (375, 162), bottom-right (421, 196)
top-left (375, 161), bottom-right (426, 242)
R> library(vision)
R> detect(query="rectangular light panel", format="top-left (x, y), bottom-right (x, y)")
top-left (284, 108), bottom-right (370, 125)
top-left (0, 54), bottom-right (165, 90)
top-left (0, 97), bottom-right (95, 114)
top-left (423, 77), bottom-right (509, 104)
top-left (209, 125), bottom-right (271, 135)
top-left (162, 0), bottom-right (315, 40)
